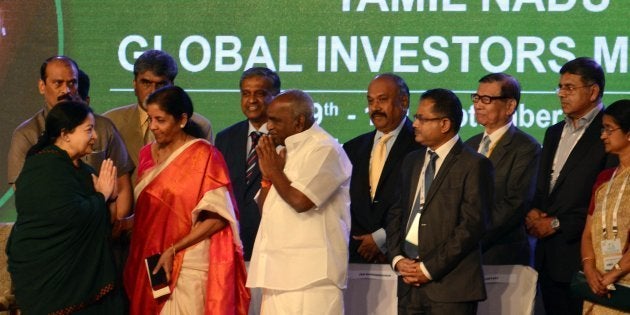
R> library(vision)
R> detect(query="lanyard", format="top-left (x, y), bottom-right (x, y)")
top-left (601, 168), bottom-right (630, 239)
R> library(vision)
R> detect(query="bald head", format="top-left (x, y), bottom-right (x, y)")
top-left (266, 89), bottom-right (315, 145)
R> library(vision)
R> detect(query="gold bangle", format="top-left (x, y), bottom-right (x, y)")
top-left (171, 244), bottom-right (177, 259)
top-left (581, 257), bottom-right (594, 264)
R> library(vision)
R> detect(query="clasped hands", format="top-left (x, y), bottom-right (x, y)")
top-left (583, 263), bottom-right (623, 296)
top-left (525, 208), bottom-right (556, 238)
top-left (256, 135), bottom-right (286, 181)
top-left (353, 234), bottom-right (386, 263)
top-left (92, 159), bottom-right (118, 202)
top-left (396, 258), bottom-right (430, 286)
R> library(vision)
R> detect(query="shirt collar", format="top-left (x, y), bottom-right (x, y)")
top-left (484, 122), bottom-right (511, 144)
top-left (285, 123), bottom-right (322, 150)
top-left (248, 121), bottom-right (268, 135)
top-left (564, 103), bottom-right (603, 131)
top-left (432, 134), bottom-right (460, 160)
top-left (374, 116), bottom-right (406, 141)
top-left (138, 104), bottom-right (149, 126)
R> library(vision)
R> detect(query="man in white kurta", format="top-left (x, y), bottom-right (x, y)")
top-left (246, 89), bottom-right (352, 314)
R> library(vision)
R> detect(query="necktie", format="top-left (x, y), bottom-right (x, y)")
top-left (479, 135), bottom-right (491, 157)
top-left (369, 133), bottom-right (393, 199)
top-left (143, 117), bottom-right (154, 144)
top-left (424, 150), bottom-right (438, 197)
top-left (404, 150), bottom-right (438, 259)
top-left (246, 132), bottom-right (262, 185)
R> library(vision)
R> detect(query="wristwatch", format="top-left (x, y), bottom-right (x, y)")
top-left (551, 217), bottom-right (560, 230)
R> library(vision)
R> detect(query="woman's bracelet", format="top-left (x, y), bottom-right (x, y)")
top-left (170, 244), bottom-right (177, 259)
top-left (581, 256), bottom-right (594, 264)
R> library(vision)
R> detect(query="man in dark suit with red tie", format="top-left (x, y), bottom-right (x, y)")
top-left (215, 67), bottom-right (281, 260)
top-left (343, 73), bottom-right (422, 263)
top-left (387, 88), bottom-right (493, 314)
top-left (526, 57), bottom-right (617, 315)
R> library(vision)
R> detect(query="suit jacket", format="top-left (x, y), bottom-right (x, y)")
top-left (343, 118), bottom-right (422, 263)
top-left (465, 125), bottom-right (540, 265)
top-left (387, 140), bottom-right (493, 303)
top-left (104, 104), bottom-right (213, 181)
top-left (532, 110), bottom-right (617, 282)
top-left (215, 120), bottom-right (261, 260)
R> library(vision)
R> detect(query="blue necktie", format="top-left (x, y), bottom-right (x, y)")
top-left (404, 150), bottom-right (438, 259)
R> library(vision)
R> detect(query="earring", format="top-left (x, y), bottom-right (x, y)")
top-left (180, 124), bottom-right (185, 128)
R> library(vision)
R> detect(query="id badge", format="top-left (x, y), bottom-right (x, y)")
top-left (601, 238), bottom-right (622, 271)
top-left (405, 213), bottom-right (421, 246)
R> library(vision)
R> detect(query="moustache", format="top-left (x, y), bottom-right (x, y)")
top-left (370, 111), bottom-right (387, 119)
top-left (57, 94), bottom-right (75, 102)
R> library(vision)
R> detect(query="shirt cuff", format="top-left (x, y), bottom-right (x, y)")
top-left (371, 228), bottom-right (387, 253)
top-left (392, 255), bottom-right (404, 273)
top-left (419, 262), bottom-right (432, 280)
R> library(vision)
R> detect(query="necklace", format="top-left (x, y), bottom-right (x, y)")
top-left (153, 135), bottom-right (193, 164)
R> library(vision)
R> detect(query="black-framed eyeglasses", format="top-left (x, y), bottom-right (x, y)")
top-left (413, 114), bottom-right (446, 123)
top-left (471, 93), bottom-right (509, 104)
top-left (555, 84), bottom-right (594, 95)
top-left (601, 127), bottom-right (622, 135)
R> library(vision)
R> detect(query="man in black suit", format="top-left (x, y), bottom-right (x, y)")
top-left (526, 57), bottom-right (617, 315)
top-left (343, 73), bottom-right (422, 263)
top-left (387, 88), bottom-right (493, 314)
top-left (215, 67), bottom-right (280, 260)
top-left (465, 73), bottom-right (540, 266)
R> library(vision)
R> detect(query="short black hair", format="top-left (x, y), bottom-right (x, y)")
top-left (420, 88), bottom-right (463, 133)
top-left (374, 73), bottom-right (410, 100)
top-left (604, 99), bottom-right (630, 133)
top-left (39, 56), bottom-right (78, 82)
top-left (134, 50), bottom-right (178, 81)
top-left (478, 73), bottom-right (521, 103)
top-left (78, 69), bottom-right (90, 101)
top-left (239, 67), bottom-right (281, 96)
top-left (560, 57), bottom-right (605, 99)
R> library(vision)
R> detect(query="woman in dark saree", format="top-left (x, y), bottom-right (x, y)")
top-left (7, 101), bottom-right (127, 314)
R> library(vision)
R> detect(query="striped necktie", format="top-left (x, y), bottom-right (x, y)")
top-left (246, 132), bottom-right (262, 184)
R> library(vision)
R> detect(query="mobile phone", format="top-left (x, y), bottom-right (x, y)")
top-left (144, 253), bottom-right (171, 298)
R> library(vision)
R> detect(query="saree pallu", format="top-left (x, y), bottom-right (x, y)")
top-left (124, 139), bottom-right (250, 315)
top-left (7, 145), bottom-right (121, 314)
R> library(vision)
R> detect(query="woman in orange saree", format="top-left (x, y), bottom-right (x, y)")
top-left (123, 86), bottom-right (249, 315)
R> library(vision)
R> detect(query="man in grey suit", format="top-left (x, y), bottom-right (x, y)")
top-left (104, 50), bottom-right (213, 176)
top-left (465, 73), bottom-right (540, 265)
top-left (387, 88), bottom-right (493, 314)
top-left (526, 57), bottom-right (617, 315)
top-left (215, 67), bottom-right (280, 260)
top-left (343, 73), bottom-right (422, 263)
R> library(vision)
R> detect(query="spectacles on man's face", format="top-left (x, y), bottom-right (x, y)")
top-left (413, 114), bottom-right (446, 124)
top-left (471, 93), bottom-right (508, 104)
top-left (601, 127), bottom-right (622, 135)
top-left (555, 84), bottom-right (594, 95)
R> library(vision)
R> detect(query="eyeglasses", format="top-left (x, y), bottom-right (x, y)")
top-left (601, 127), bottom-right (622, 135)
top-left (471, 93), bottom-right (509, 104)
top-left (413, 114), bottom-right (446, 123)
top-left (555, 84), bottom-right (594, 95)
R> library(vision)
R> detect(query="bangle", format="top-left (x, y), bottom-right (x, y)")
top-left (170, 244), bottom-right (177, 259)
top-left (582, 257), bottom-right (594, 264)
top-left (261, 179), bottom-right (272, 188)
